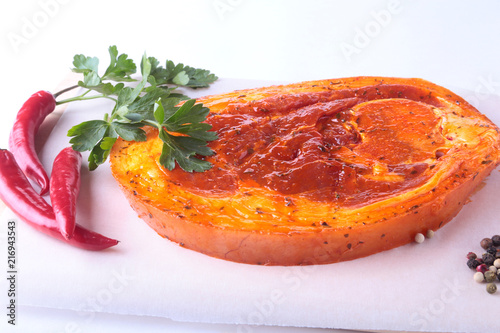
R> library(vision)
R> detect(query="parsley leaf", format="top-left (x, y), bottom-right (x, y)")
top-left (110, 123), bottom-right (146, 142)
top-left (67, 120), bottom-right (109, 152)
top-left (88, 137), bottom-right (116, 171)
top-left (128, 87), bottom-right (174, 114)
top-left (149, 58), bottom-right (218, 88)
top-left (163, 99), bottom-right (218, 141)
top-left (153, 98), bottom-right (165, 123)
top-left (158, 129), bottom-right (213, 172)
top-left (155, 98), bottom-right (216, 171)
top-left (72, 55), bottom-right (99, 73)
top-left (172, 71), bottom-right (190, 86)
top-left (81, 71), bottom-right (101, 87)
top-left (183, 66), bottom-right (219, 88)
top-left (103, 45), bottom-right (136, 82)
top-left (63, 46), bottom-right (219, 172)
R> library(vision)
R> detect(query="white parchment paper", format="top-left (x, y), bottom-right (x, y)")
top-left (1, 79), bottom-right (499, 333)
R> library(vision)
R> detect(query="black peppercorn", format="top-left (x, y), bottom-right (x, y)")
top-left (486, 246), bottom-right (497, 255)
top-left (492, 235), bottom-right (500, 246)
top-left (480, 238), bottom-right (493, 250)
top-left (467, 258), bottom-right (480, 269)
top-left (482, 253), bottom-right (496, 266)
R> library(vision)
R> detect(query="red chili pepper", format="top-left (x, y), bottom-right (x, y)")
top-left (9, 90), bottom-right (56, 195)
top-left (0, 149), bottom-right (119, 251)
top-left (50, 147), bottom-right (82, 240)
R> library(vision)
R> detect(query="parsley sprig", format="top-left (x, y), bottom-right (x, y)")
top-left (58, 46), bottom-right (218, 172)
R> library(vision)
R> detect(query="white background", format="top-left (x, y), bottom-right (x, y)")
top-left (1, 0), bottom-right (500, 139)
top-left (1, 0), bottom-right (500, 332)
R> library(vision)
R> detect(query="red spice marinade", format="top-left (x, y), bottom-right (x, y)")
top-left (164, 83), bottom-right (447, 206)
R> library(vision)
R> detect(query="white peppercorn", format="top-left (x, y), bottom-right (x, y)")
top-left (414, 233), bottom-right (425, 244)
top-left (473, 271), bottom-right (484, 283)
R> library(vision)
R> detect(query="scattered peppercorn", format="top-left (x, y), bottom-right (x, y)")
top-left (486, 283), bottom-right (497, 294)
top-left (414, 233), bottom-right (425, 244)
top-left (486, 246), bottom-right (497, 255)
top-left (483, 253), bottom-right (496, 266)
top-left (467, 252), bottom-right (477, 260)
top-left (467, 258), bottom-right (480, 269)
top-left (485, 271), bottom-right (496, 283)
top-left (426, 230), bottom-right (435, 239)
top-left (467, 234), bottom-right (500, 294)
top-left (477, 264), bottom-right (488, 274)
top-left (473, 272), bottom-right (484, 283)
top-left (480, 238), bottom-right (493, 250)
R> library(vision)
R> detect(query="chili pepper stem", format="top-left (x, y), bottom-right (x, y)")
top-left (53, 84), bottom-right (80, 99)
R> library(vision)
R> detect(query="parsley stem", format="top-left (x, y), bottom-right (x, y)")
top-left (142, 119), bottom-right (162, 129)
top-left (56, 94), bottom-right (117, 106)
